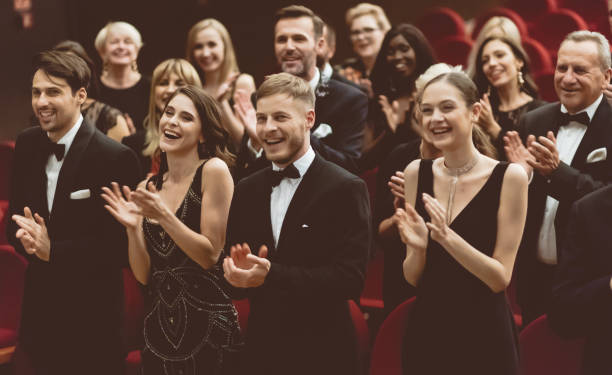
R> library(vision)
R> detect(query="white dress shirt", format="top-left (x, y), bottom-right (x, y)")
top-left (45, 115), bottom-right (83, 213)
top-left (321, 63), bottom-right (333, 83)
top-left (537, 95), bottom-right (602, 264)
top-left (270, 146), bottom-right (315, 246)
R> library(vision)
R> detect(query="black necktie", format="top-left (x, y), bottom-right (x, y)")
top-left (559, 112), bottom-right (590, 126)
top-left (44, 137), bottom-right (65, 161)
top-left (269, 164), bottom-right (300, 187)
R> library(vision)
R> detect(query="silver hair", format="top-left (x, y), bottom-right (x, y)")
top-left (562, 30), bottom-right (611, 71)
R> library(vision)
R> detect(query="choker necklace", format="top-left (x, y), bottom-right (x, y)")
top-left (442, 153), bottom-right (480, 224)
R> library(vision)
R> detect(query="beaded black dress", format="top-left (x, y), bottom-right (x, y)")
top-left (141, 162), bottom-right (242, 375)
top-left (402, 160), bottom-right (519, 375)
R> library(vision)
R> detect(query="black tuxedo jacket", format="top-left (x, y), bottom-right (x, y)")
top-left (6, 121), bottom-right (140, 371)
top-left (549, 186), bottom-right (612, 375)
top-left (225, 154), bottom-right (371, 375)
top-left (515, 100), bottom-right (612, 312)
top-left (235, 76), bottom-right (368, 179)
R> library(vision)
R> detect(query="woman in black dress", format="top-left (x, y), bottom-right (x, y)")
top-left (102, 85), bottom-right (241, 374)
top-left (472, 36), bottom-right (546, 157)
top-left (394, 72), bottom-right (528, 374)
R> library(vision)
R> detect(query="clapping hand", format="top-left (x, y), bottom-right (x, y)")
top-left (101, 182), bottom-right (142, 229)
top-left (526, 131), bottom-right (559, 177)
top-left (216, 72), bottom-right (240, 101)
top-left (233, 89), bottom-right (260, 147)
top-left (477, 93), bottom-right (501, 136)
top-left (393, 202), bottom-right (428, 252)
top-left (130, 182), bottom-right (170, 222)
top-left (12, 207), bottom-right (50, 261)
top-left (388, 171), bottom-right (405, 208)
top-left (504, 131), bottom-right (534, 176)
top-left (379, 95), bottom-right (400, 133)
top-left (223, 243), bottom-right (271, 288)
top-left (422, 193), bottom-right (451, 245)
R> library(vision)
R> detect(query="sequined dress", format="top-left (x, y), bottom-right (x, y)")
top-left (141, 162), bottom-right (242, 374)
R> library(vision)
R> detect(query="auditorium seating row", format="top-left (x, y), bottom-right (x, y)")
top-left (415, 0), bottom-right (610, 101)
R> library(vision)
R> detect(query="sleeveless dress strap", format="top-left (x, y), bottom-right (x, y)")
top-left (415, 159), bottom-right (434, 220)
top-left (487, 161), bottom-right (509, 207)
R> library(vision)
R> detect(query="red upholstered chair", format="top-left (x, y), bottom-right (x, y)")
top-left (0, 200), bottom-right (8, 245)
top-left (123, 268), bottom-right (145, 375)
top-left (360, 167), bottom-right (378, 212)
top-left (416, 7), bottom-right (466, 45)
top-left (348, 300), bottom-right (370, 367)
top-left (529, 9), bottom-right (588, 57)
top-left (471, 7), bottom-right (529, 40)
top-left (369, 297), bottom-right (416, 375)
top-left (505, 0), bottom-right (557, 27)
top-left (519, 314), bottom-right (585, 375)
top-left (0, 141), bottom-right (15, 201)
top-left (433, 36), bottom-right (474, 67)
top-left (233, 298), bottom-right (250, 333)
top-left (360, 246), bottom-right (384, 309)
top-left (557, 0), bottom-right (612, 38)
top-left (534, 71), bottom-right (557, 102)
top-left (522, 37), bottom-right (554, 76)
top-left (0, 244), bottom-right (27, 365)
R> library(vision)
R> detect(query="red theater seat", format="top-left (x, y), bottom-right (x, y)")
top-left (0, 244), bottom-right (27, 365)
top-left (0, 200), bottom-right (8, 245)
top-left (0, 141), bottom-right (15, 201)
top-left (506, 0), bottom-right (557, 27)
top-left (529, 9), bottom-right (588, 57)
top-left (369, 297), bottom-right (416, 375)
top-left (434, 36), bottom-right (474, 67)
top-left (122, 268), bottom-right (145, 374)
top-left (557, 0), bottom-right (612, 38)
top-left (471, 7), bottom-right (529, 40)
top-left (417, 7), bottom-right (466, 45)
top-left (535, 71), bottom-right (557, 102)
top-left (522, 37), bottom-right (554, 76)
top-left (519, 315), bottom-right (585, 375)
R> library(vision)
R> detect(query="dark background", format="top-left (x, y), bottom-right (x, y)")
top-left (0, 0), bottom-right (500, 141)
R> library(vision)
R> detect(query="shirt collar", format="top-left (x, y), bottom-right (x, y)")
top-left (272, 146), bottom-right (315, 177)
top-left (308, 69), bottom-right (321, 91)
top-left (53, 114), bottom-right (83, 155)
top-left (560, 94), bottom-right (603, 121)
top-left (321, 63), bottom-right (333, 82)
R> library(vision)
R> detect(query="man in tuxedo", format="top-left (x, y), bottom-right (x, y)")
top-left (505, 31), bottom-right (612, 324)
top-left (548, 186), bottom-right (612, 374)
top-left (7, 50), bottom-right (140, 373)
top-left (237, 5), bottom-right (367, 176)
top-left (223, 73), bottom-right (371, 374)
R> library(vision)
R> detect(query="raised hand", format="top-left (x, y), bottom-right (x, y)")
top-left (379, 95), bottom-right (400, 133)
top-left (527, 131), bottom-right (560, 177)
top-left (223, 243), bottom-right (270, 288)
top-left (12, 206), bottom-right (50, 261)
top-left (233, 89), bottom-right (259, 145)
top-left (422, 193), bottom-right (451, 245)
top-left (477, 93), bottom-right (501, 137)
top-left (504, 131), bottom-right (534, 176)
top-left (101, 182), bottom-right (142, 229)
top-left (130, 182), bottom-right (170, 222)
top-left (393, 203), bottom-right (428, 252)
top-left (216, 72), bottom-right (240, 101)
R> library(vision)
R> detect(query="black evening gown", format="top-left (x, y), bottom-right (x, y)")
top-left (141, 162), bottom-right (242, 374)
top-left (403, 159), bottom-right (519, 375)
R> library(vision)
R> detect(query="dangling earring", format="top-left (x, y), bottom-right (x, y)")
top-left (102, 59), bottom-right (110, 76)
top-left (131, 60), bottom-right (138, 72)
top-left (486, 85), bottom-right (491, 96)
top-left (517, 70), bottom-right (525, 88)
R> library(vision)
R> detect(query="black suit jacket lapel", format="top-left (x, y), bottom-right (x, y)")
top-left (572, 99), bottom-right (611, 168)
top-left (33, 130), bottom-right (51, 219)
top-left (275, 155), bottom-right (322, 253)
top-left (51, 121), bottom-right (94, 221)
top-left (256, 167), bottom-right (275, 253)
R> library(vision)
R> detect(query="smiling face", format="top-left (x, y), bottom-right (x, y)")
top-left (386, 34), bottom-right (416, 78)
top-left (554, 40), bottom-right (610, 113)
top-left (32, 69), bottom-right (86, 141)
top-left (102, 28), bottom-right (140, 67)
top-left (481, 39), bottom-right (523, 90)
top-left (350, 14), bottom-right (385, 61)
top-left (192, 27), bottom-right (225, 74)
top-left (154, 72), bottom-right (187, 112)
top-left (255, 93), bottom-right (314, 168)
top-left (159, 94), bottom-right (203, 155)
top-left (420, 80), bottom-right (478, 151)
top-left (274, 16), bottom-right (319, 80)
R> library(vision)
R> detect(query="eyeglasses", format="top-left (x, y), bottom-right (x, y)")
top-left (350, 27), bottom-right (379, 39)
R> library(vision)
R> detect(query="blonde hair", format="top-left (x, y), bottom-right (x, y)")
top-left (143, 59), bottom-right (202, 157)
top-left (466, 17), bottom-right (522, 76)
top-left (186, 18), bottom-right (239, 83)
top-left (345, 3), bottom-right (391, 32)
top-left (256, 72), bottom-right (315, 108)
top-left (94, 21), bottom-right (143, 57)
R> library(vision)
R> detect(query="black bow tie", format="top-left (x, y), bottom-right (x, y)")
top-left (44, 137), bottom-right (65, 161)
top-left (269, 164), bottom-right (300, 187)
top-left (559, 112), bottom-right (590, 126)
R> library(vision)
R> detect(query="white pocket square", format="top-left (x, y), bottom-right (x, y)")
top-left (301, 224), bottom-right (309, 228)
top-left (586, 147), bottom-right (607, 163)
top-left (70, 189), bottom-right (91, 200)
top-left (312, 123), bottom-right (333, 139)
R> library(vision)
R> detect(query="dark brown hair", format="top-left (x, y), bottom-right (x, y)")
top-left (53, 40), bottom-right (100, 97)
top-left (274, 5), bottom-right (323, 39)
top-left (33, 50), bottom-right (91, 94)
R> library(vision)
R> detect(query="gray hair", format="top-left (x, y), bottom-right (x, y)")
top-left (562, 30), bottom-right (611, 71)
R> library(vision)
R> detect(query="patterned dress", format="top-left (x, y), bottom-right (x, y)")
top-left (141, 162), bottom-right (242, 375)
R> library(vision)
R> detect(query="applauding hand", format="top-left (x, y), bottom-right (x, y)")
top-left (12, 206), bottom-right (50, 261)
top-left (130, 182), bottom-right (171, 222)
top-left (422, 193), bottom-right (452, 245)
top-left (223, 243), bottom-right (271, 288)
top-left (393, 203), bottom-right (428, 252)
top-left (101, 182), bottom-right (142, 229)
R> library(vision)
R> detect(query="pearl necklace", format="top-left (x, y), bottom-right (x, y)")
top-left (442, 153), bottom-right (480, 224)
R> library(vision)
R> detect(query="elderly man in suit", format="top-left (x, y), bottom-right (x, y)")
top-left (223, 72), bottom-right (371, 375)
top-left (7, 50), bottom-right (140, 374)
top-left (505, 30), bottom-right (612, 325)
top-left (235, 5), bottom-right (367, 177)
